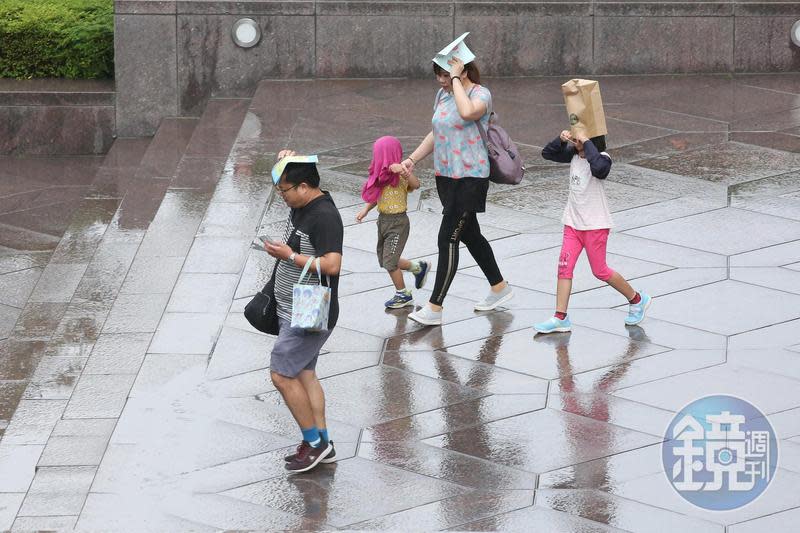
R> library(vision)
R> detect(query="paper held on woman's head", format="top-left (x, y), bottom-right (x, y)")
top-left (433, 32), bottom-right (476, 73)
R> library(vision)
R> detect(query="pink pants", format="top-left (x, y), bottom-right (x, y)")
top-left (558, 225), bottom-right (615, 281)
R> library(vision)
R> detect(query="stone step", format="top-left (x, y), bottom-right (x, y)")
top-left (0, 95), bottom-right (250, 476)
top-left (0, 79), bottom-right (115, 156)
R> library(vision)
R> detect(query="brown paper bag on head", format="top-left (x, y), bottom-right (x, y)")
top-left (561, 79), bottom-right (608, 139)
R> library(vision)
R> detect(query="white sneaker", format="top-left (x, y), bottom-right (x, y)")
top-left (408, 305), bottom-right (442, 326)
top-left (474, 285), bottom-right (514, 311)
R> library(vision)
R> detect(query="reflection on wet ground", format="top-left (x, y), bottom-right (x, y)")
top-left (1, 75), bottom-right (800, 530)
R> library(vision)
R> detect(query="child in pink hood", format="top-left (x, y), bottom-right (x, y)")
top-left (357, 136), bottom-right (429, 308)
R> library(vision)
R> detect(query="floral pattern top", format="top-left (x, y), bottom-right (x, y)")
top-left (432, 85), bottom-right (492, 179)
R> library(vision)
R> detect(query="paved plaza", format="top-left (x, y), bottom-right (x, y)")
top-left (1, 74), bottom-right (800, 531)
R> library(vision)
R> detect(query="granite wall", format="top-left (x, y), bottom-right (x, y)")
top-left (0, 80), bottom-right (115, 155)
top-left (115, 0), bottom-right (800, 136)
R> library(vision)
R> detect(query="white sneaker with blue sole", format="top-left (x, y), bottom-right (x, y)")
top-left (625, 293), bottom-right (652, 326)
top-left (534, 316), bottom-right (572, 334)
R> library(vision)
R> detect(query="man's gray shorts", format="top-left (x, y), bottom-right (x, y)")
top-left (270, 318), bottom-right (333, 378)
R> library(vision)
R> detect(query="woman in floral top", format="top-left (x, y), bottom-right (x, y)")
top-left (403, 57), bottom-right (512, 326)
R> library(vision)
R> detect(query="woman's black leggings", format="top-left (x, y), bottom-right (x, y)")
top-left (430, 211), bottom-right (504, 306)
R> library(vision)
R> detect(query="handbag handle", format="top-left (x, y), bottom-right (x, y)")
top-left (298, 256), bottom-right (323, 285)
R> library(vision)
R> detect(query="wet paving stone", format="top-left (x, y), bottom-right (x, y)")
top-left (349, 489), bottom-right (534, 530)
top-left (63, 374), bottom-right (137, 419)
top-left (382, 350), bottom-right (548, 395)
top-left (643, 280), bottom-right (800, 336)
top-left (10, 515), bottom-right (78, 531)
top-left (23, 356), bottom-right (86, 400)
top-left (0, 268), bottom-right (42, 308)
top-left (0, 494), bottom-right (24, 532)
top-left (0, 339), bottom-right (46, 381)
top-left (422, 408), bottom-right (660, 473)
top-left (167, 273), bottom-right (239, 313)
top-left (536, 488), bottom-right (724, 533)
top-left (101, 293), bottom-right (170, 334)
top-left (0, 444), bottom-right (42, 494)
top-left (148, 312), bottom-right (226, 355)
top-left (130, 353), bottom-right (208, 397)
top-left (1, 399), bottom-right (67, 445)
top-left (362, 394), bottom-right (546, 444)
top-left (610, 467), bottom-right (800, 526)
top-left (12, 303), bottom-right (68, 340)
top-left (17, 466), bottom-right (96, 516)
top-left (82, 332), bottom-right (152, 375)
top-left (613, 362), bottom-right (800, 415)
top-left (455, 501), bottom-right (626, 532)
top-left (632, 141), bottom-right (800, 184)
top-left (119, 255), bottom-right (185, 295)
top-left (183, 236), bottom-right (250, 274)
top-left (728, 507), bottom-right (800, 533)
top-left (445, 325), bottom-right (668, 380)
top-left (626, 207), bottom-right (800, 255)
top-left (0, 303), bottom-right (20, 339)
top-left (222, 456), bottom-right (468, 527)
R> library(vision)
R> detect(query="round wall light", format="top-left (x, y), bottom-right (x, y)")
top-left (232, 18), bottom-right (261, 48)
top-left (792, 20), bottom-right (800, 47)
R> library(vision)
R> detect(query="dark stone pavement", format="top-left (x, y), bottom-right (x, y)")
top-left (1, 74), bottom-right (800, 531)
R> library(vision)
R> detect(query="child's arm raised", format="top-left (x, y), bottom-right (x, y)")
top-left (541, 131), bottom-right (575, 163)
top-left (356, 203), bottom-right (376, 222)
top-left (582, 139), bottom-right (612, 180)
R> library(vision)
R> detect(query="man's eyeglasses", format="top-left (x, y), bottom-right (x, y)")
top-left (274, 183), bottom-right (300, 195)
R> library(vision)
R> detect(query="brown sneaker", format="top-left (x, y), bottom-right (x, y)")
top-left (285, 440), bottom-right (336, 464)
top-left (285, 440), bottom-right (332, 473)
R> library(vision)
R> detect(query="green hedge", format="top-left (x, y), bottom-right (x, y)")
top-left (0, 0), bottom-right (113, 79)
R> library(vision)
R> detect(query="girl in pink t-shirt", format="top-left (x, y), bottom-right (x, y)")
top-left (533, 130), bottom-right (652, 334)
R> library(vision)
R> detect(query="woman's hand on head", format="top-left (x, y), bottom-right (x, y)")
top-left (448, 57), bottom-right (465, 78)
top-left (560, 130), bottom-right (573, 143)
top-left (277, 149), bottom-right (297, 160)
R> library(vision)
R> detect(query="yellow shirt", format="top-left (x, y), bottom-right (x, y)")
top-left (377, 176), bottom-right (408, 214)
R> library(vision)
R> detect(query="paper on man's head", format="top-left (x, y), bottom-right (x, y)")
top-left (271, 155), bottom-right (319, 184)
top-left (432, 32), bottom-right (476, 73)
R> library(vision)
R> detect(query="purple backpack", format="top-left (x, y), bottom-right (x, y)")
top-left (474, 114), bottom-right (525, 185)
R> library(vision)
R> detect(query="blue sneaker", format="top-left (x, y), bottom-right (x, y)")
top-left (413, 261), bottom-right (430, 290)
top-left (534, 316), bottom-right (572, 334)
top-left (625, 293), bottom-right (652, 326)
top-left (385, 290), bottom-right (414, 309)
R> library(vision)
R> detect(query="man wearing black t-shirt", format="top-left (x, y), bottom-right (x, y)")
top-left (264, 151), bottom-right (343, 473)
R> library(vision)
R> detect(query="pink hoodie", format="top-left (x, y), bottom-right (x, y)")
top-left (361, 136), bottom-right (402, 204)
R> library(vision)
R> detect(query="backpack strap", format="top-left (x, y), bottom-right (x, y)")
top-left (468, 86), bottom-right (491, 151)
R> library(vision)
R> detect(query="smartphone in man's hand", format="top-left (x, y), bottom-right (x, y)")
top-left (250, 236), bottom-right (279, 251)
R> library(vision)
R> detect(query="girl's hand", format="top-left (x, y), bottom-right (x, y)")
top-left (448, 57), bottom-right (465, 78)
top-left (560, 130), bottom-right (573, 143)
top-left (388, 163), bottom-right (407, 176)
top-left (355, 208), bottom-right (369, 223)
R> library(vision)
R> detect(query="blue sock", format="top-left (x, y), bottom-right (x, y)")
top-left (319, 428), bottom-right (329, 443)
top-left (301, 426), bottom-right (321, 447)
